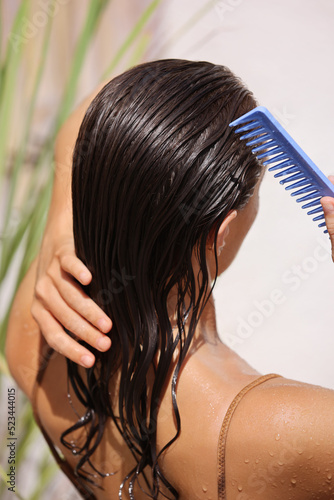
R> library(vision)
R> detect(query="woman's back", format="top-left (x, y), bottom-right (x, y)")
top-left (8, 259), bottom-right (255, 499)
top-left (8, 258), bottom-right (334, 500)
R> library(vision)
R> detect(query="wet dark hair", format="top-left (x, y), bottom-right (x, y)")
top-left (63, 59), bottom-right (261, 498)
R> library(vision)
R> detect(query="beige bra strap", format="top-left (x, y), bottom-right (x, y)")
top-left (31, 345), bottom-right (97, 499)
top-left (217, 373), bottom-right (281, 500)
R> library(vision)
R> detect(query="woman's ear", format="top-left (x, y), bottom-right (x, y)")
top-left (208, 210), bottom-right (237, 255)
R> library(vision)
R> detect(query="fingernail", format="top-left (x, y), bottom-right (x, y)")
top-left (81, 355), bottom-right (94, 368)
top-left (79, 272), bottom-right (90, 284)
top-left (97, 318), bottom-right (111, 332)
top-left (97, 336), bottom-right (111, 351)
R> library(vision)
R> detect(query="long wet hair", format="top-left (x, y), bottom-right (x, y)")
top-left (63, 59), bottom-right (262, 498)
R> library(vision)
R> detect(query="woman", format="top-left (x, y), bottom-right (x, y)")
top-left (6, 59), bottom-right (334, 500)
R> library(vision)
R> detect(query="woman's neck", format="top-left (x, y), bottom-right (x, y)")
top-left (167, 287), bottom-right (220, 353)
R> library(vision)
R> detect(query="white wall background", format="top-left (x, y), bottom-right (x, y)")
top-left (161, 0), bottom-right (334, 388)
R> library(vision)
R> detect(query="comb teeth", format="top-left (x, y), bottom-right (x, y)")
top-left (229, 106), bottom-right (334, 234)
top-left (279, 173), bottom-right (305, 185)
top-left (257, 150), bottom-right (284, 161)
top-left (245, 134), bottom-right (271, 147)
top-left (313, 214), bottom-right (325, 222)
top-left (268, 159), bottom-right (295, 170)
top-left (292, 186), bottom-right (317, 196)
top-left (263, 153), bottom-right (286, 165)
top-left (251, 141), bottom-right (277, 154)
top-left (239, 128), bottom-right (267, 140)
top-left (302, 198), bottom-right (322, 209)
top-left (234, 121), bottom-right (260, 134)
top-left (285, 179), bottom-right (310, 190)
top-left (296, 192), bottom-right (320, 203)
top-left (307, 207), bottom-right (323, 215)
top-left (273, 166), bottom-right (299, 178)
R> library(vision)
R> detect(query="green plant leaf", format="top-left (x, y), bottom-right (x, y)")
top-left (2, 0), bottom-right (54, 238)
top-left (128, 33), bottom-right (151, 67)
top-left (150, 0), bottom-right (217, 56)
top-left (0, 351), bottom-right (10, 376)
top-left (102, 0), bottom-right (162, 79)
top-left (0, 0), bottom-right (30, 183)
top-left (54, 0), bottom-right (112, 131)
top-left (28, 453), bottom-right (58, 500)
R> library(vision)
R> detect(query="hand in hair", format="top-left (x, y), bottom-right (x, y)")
top-left (31, 235), bottom-right (112, 368)
top-left (321, 175), bottom-right (334, 261)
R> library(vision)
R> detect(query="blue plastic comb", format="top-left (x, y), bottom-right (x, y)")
top-left (229, 106), bottom-right (334, 233)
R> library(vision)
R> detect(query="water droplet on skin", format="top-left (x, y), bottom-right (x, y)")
top-left (308, 455), bottom-right (314, 460)
top-left (278, 461), bottom-right (284, 466)
top-left (244, 459), bottom-right (250, 464)
top-left (202, 486), bottom-right (208, 493)
top-left (290, 478), bottom-right (297, 486)
top-left (275, 434), bottom-right (281, 441)
top-left (298, 450), bottom-right (303, 455)
top-left (269, 451), bottom-right (274, 457)
top-left (327, 473), bottom-right (333, 480)
top-left (237, 485), bottom-right (243, 492)
top-left (255, 459), bottom-right (260, 464)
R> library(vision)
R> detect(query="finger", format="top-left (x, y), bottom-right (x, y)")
top-left (31, 302), bottom-right (96, 367)
top-left (321, 196), bottom-right (334, 261)
top-left (59, 253), bottom-right (92, 286)
top-left (328, 175), bottom-right (334, 184)
top-left (49, 261), bottom-right (112, 333)
top-left (35, 279), bottom-right (111, 351)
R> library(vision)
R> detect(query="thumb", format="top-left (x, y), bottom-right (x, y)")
top-left (321, 196), bottom-right (334, 262)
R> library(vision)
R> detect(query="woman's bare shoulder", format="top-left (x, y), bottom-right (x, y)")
top-left (225, 375), bottom-right (334, 499)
